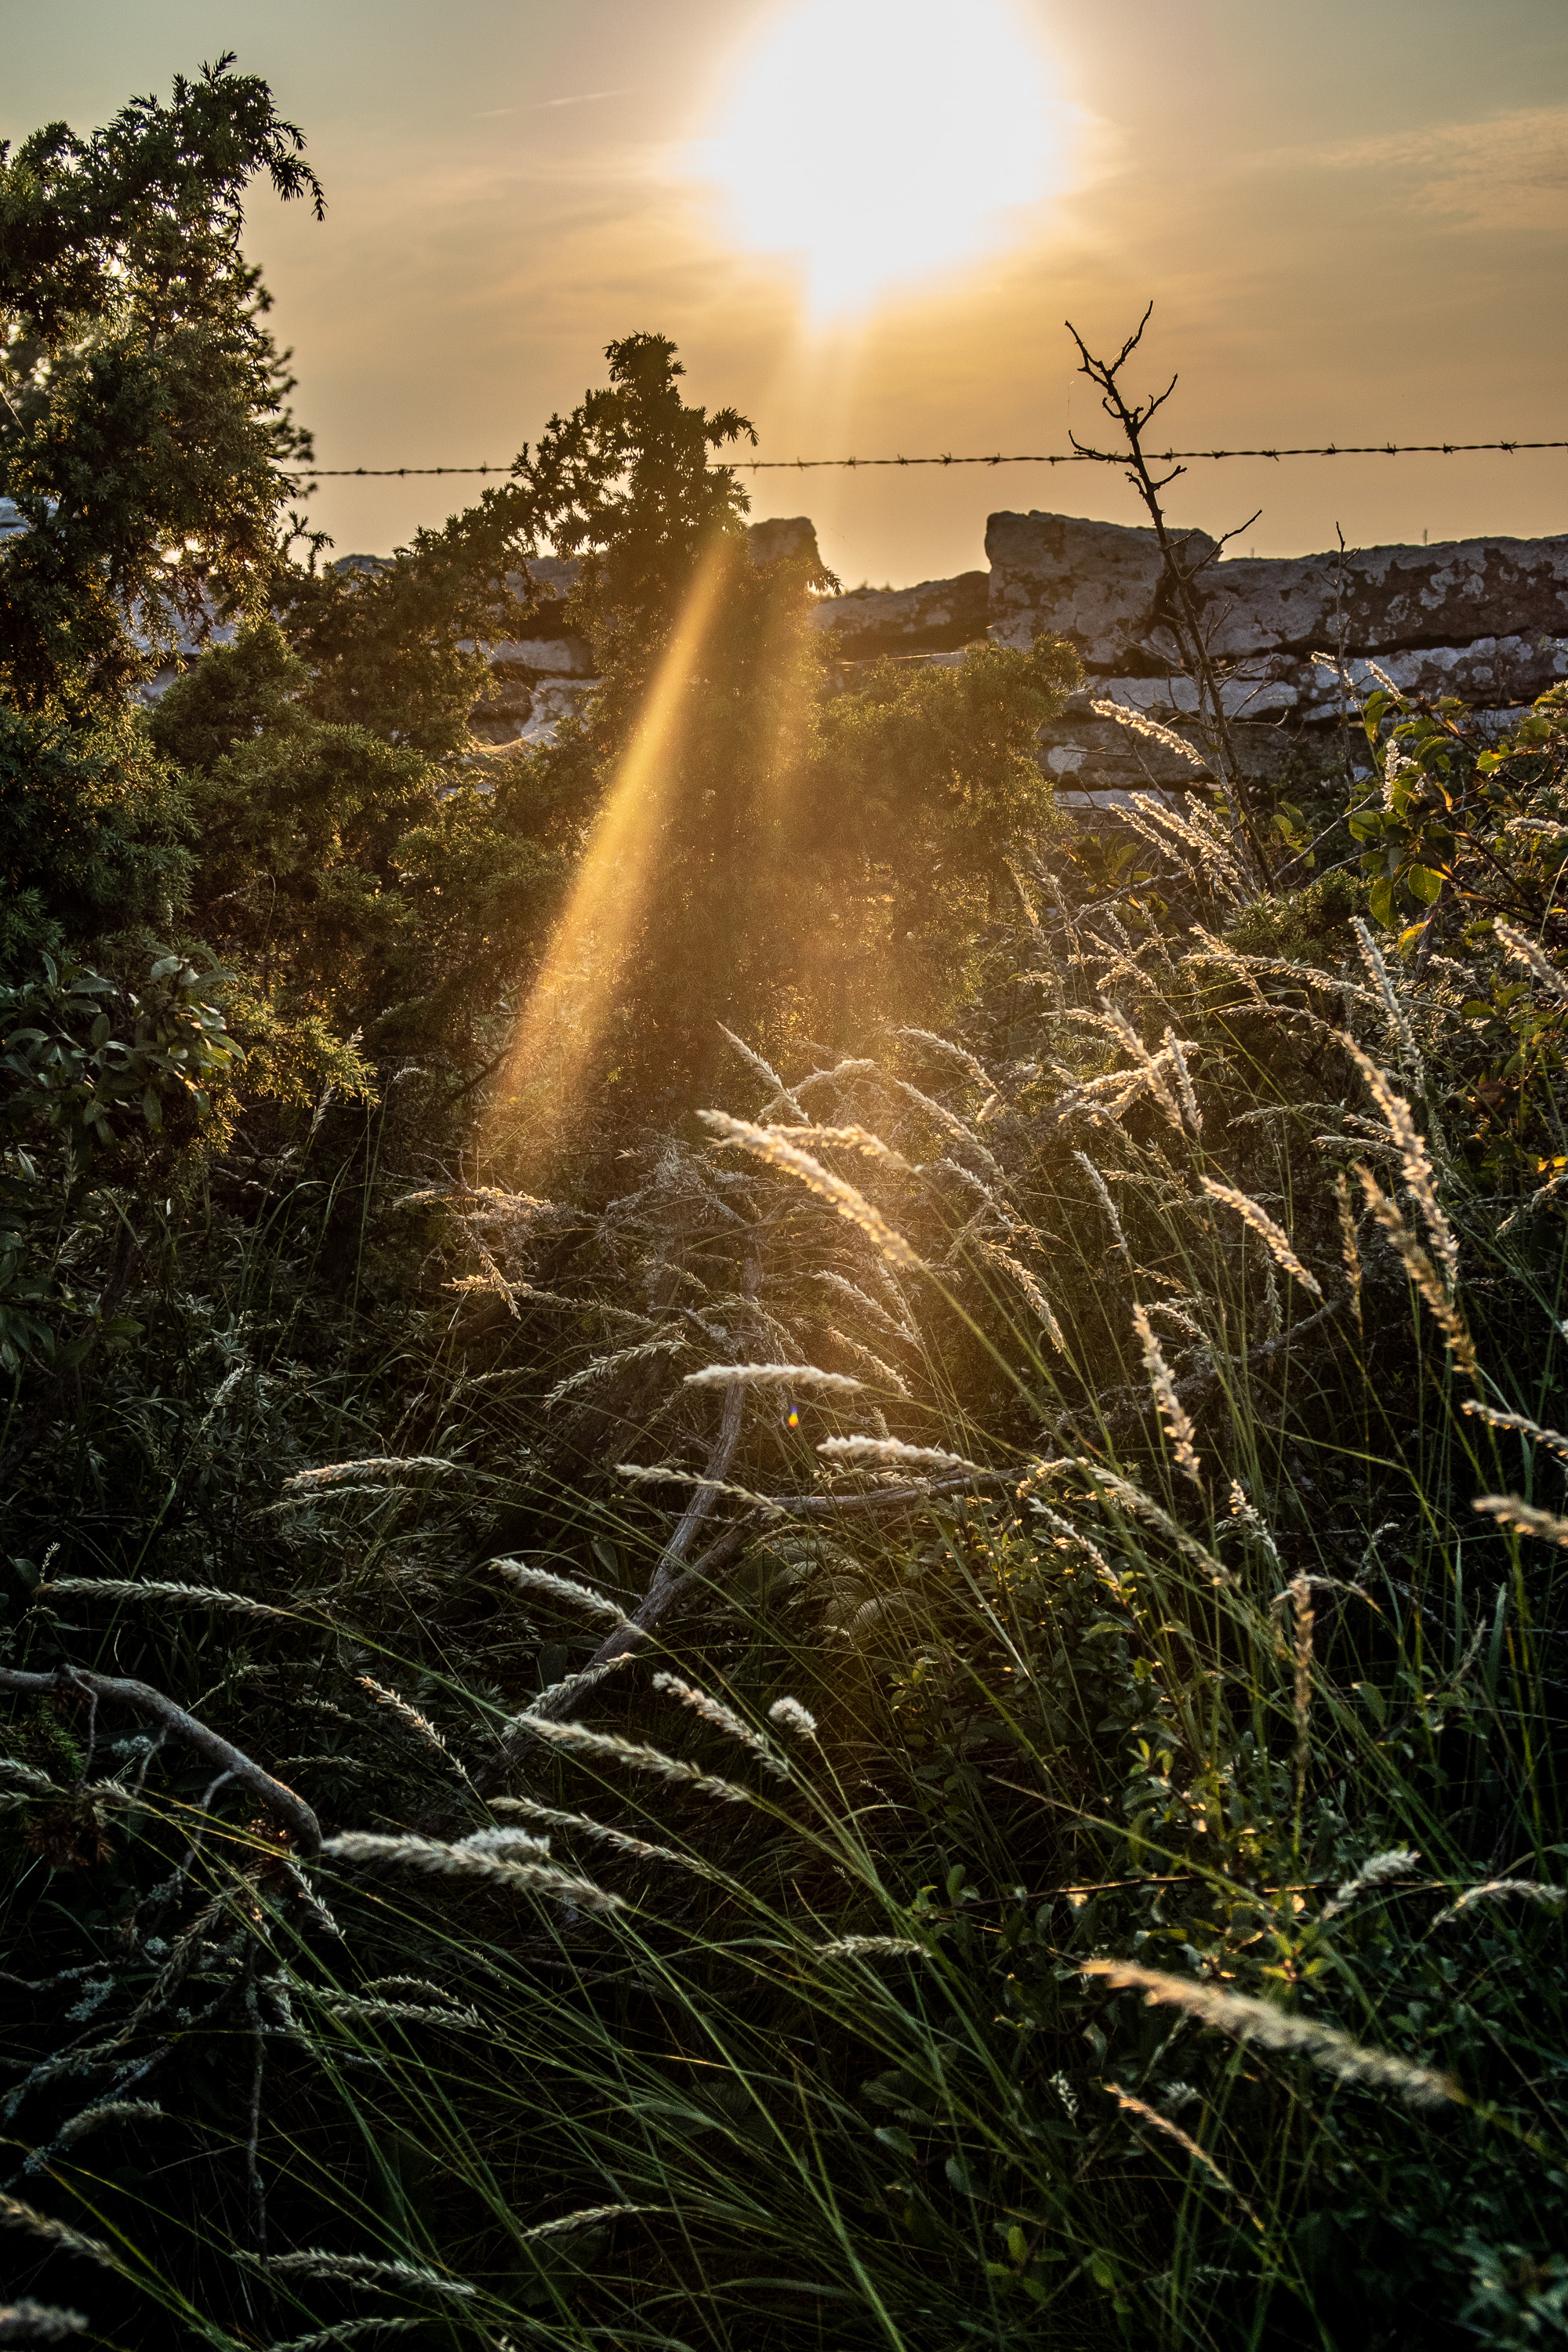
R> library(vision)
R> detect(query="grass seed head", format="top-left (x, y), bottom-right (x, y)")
top-left (1083, 1961), bottom-right (1457, 2107)
top-left (1131, 1305), bottom-right (1203, 1487)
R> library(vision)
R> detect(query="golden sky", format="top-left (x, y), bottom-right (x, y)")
top-left (8, 0), bottom-right (1568, 586)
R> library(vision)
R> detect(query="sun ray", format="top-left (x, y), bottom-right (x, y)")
top-left (485, 541), bottom-right (735, 1176)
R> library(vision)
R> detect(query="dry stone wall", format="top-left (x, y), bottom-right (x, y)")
top-left (27, 474), bottom-right (1559, 791)
top-left (811, 507), bottom-right (1568, 801)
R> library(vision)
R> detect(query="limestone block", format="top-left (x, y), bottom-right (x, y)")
top-left (811, 569), bottom-right (990, 655)
top-left (985, 510), bottom-right (1218, 668)
top-left (747, 515), bottom-right (823, 568)
top-left (985, 507), bottom-right (1568, 694)
top-left (1206, 536), bottom-right (1568, 661)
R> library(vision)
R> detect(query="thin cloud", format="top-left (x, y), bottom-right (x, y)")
top-left (473, 89), bottom-right (633, 119)
top-left (1318, 106), bottom-right (1568, 229)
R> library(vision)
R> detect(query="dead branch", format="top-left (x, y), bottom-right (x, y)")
top-left (1064, 306), bottom-right (1272, 887)
top-left (0, 1664), bottom-right (321, 1856)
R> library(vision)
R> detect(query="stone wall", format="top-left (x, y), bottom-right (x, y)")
top-left (809, 509), bottom-right (1568, 803)
top-left (21, 477), bottom-right (1560, 792)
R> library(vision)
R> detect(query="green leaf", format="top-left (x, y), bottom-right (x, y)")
top-left (1354, 1681), bottom-right (1387, 1726)
top-left (1367, 878), bottom-right (1396, 929)
top-left (141, 1087), bottom-right (162, 1131)
top-left (873, 2125), bottom-right (917, 2157)
top-left (1406, 864), bottom-right (1444, 905)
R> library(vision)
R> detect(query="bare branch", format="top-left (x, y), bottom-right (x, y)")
top-left (0, 1665), bottom-right (321, 1856)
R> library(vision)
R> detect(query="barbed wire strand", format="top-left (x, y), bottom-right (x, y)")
top-left (287, 438), bottom-right (1568, 480)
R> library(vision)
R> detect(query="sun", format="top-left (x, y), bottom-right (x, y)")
top-left (701, 0), bottom-right (1069, 320)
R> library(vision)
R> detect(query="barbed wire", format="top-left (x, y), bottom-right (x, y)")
top-left (288, 437), bottom-right (1568, 480)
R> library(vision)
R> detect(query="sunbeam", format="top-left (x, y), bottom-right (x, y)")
top-left (486, 540), bottom-right (735, 1174)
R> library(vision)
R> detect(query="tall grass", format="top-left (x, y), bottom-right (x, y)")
top-left (5, 689), bottom-right (1568, 2350)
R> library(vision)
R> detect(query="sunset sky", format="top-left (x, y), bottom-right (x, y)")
top-left (7, 0), bottom-right (1567, 588)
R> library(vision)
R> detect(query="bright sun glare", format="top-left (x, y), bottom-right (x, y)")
top-left (703, 0), bottom-right (1065, 320)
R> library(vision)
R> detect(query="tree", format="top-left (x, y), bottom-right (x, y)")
top-left (0, 56), bottom-right (324, 973)
top-left (0, 53), bottom-right (321, 709)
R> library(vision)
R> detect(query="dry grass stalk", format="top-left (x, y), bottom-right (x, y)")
top-left (1471, 1494), bottom-right (1568, 1546)
top-left (1461, 1399), bottom-right (1568, 1459)
top-left (1355, 1163), bottom-right (1476, 1377)
top-left (1289, 1573), bottom-right (1316, 1801)
top-left (614, 1461), bottom-right (785, 1514)
top-left (1352, 917), bottom-right (1423, 1070)
top-left (491, 1796), bottom-right (724, 1879)
top-left (1102, 1002), bottom-right (1185, 1132)
top-left (1320, 1849), bottom-right (1421, 1922)
top-left (774, 1122), bottom-right (910, 1167)
top-left (486, 1561), bottom-right (629, 1625)
top-left (1198, 1178), bottom-right (1323, 1299)
top-left (813, 1936), bottom-right (927, 1960)
top-left (0, 2194), bottom-right (120, 2272)
top-left (891, 1027), bottom-right (993, 1091)
top-left (38, 1581), bottom-right (291, 1621)
top-left (822, 1327), bottom-right (913, 1396)
top-left (699, 1109), bottom-right (924, 1272)
top-left (1434, 1878), bottom-right (1567, 1926)
top-left (1494, 919), bottom-right (1568, 1011)
top-left (1082, 1962), bottom-right (1457, 2106)
top-left (1028, 1500), bottom-right (1123, 1591)
top-left (1226, 1481), bottom-right (1281, 1566)
top-left (1102, 2082), bottom-right (1259, 2224)
top-left (455, 1826), bottom-right (552, 1861)
top-left (281, 1456), bottom-right (456, 1494)
top-left (0, 2305), bottom-right (90, 2343)
top-left (357, 1678), bottom-right (466, 1777)
top-left (1073, 1151), bottom-right (1131, 1261)
top-left (519, 1719), bottom-right (758, 1806)
top-left (811, 1270), bottom-right (918, 1348)
top-left (518, 2205), bottom-right (666, 2242)
top-left (267, 2251), bottom-right (476, 2298)
top-left (1332, 1171), bottom-right (1363, 1331)
top-left (1131, 1306), bottom-right (1203, 1488)
top-left (1344, 1044), bottom-right (1458, 1291)
top-left (50, 2099), bottom-right (162, 2149)
top-left (651, 1673), bottom-right (789, 1777)
top-left (887, 1076), bottom-right (1004, 1174)
top-left (818, 1435), bottom-right (983, 1475)
top-left (269, 2325), bottom-right (430, 2352)
top-left (717, 1022), bottom-right (804, 1118)
top-left (978, 1242), bottom-right (1066, 1353)
top-left (1090, 696), bottom-right (1207, 768)
top-left (545, 1333), bottom-right (686, 1409)
top-left (683, 1363), bottom-right (862, 1392)
top-left (1073, 1463), bottom-right (1232, 1585)
top-left (320, 1831), bottom-right (622, 1913)
top-left (768, 1697), bottom-right (818, 1738)
top-left (1164, 1026), bottom-right (1203, 1132)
